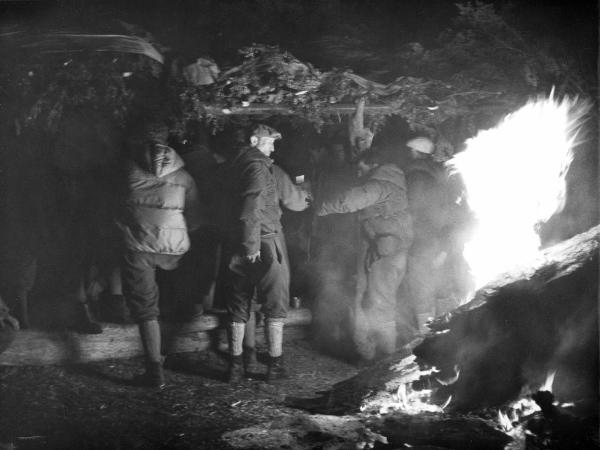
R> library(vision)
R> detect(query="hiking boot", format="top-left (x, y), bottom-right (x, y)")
top-left (75, 303), bottom-right (103, 334)
top-left (243, 348), bottom-right (260, 374)
top-left (228, 354), bottom-right (244, 383)
top-left (133, 361), bottom-right (165, 389)
top-left (266, 355), bottom-right (288, 382)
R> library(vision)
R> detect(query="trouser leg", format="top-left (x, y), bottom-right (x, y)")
top-left (352, 241), bottom-right (371, 359)
top-left (375, 320), bottom-right (397, 356)
top-left (122, 252), bottom-right (161, 323)
top-left (74, 276), bottom-right (103, 334)
top-left (134, 318), bottom-right (165, 388)
top-left (107, 265), bottom-right (123, 296)
top-left (363, 250), bottom-right (407, 356)
top-left (257, 237), bottom-right (289, 320)
top-left (256, 237), bottom-right (289, 381)
top-left (243, 309), bottom-right (256, 350)
top-left (242, 308), bottom-right (260, 372)
top-left (407, 244), bottom-right (438, 332)
top-left (14, 255), bottom-right (37, 329)
top-left (353, 314), bottom-right (376, 361)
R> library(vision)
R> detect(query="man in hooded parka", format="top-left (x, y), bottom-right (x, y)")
top-left (117, 121), bottom-right (201, 388)
top-left (316, 151), bottom-right (413, 362)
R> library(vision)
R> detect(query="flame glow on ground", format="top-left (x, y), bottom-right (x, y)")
top-left (447, 93), bottom-right (591, 289)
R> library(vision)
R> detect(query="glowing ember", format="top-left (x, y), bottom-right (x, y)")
top-left (496, 369), bottom-right (559, 432)
top-left (392, 383), bottom-right (451, 414)
top-left (367, 355), bottom-right (453, 415)
top-left (447, 93), bottom-right (591, 289)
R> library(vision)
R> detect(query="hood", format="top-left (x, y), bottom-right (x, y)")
top-left (137, 144), bottom-right (185, 177)
top-left (369, 163), bottom-right (406, 188)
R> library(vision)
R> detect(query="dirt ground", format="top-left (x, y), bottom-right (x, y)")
top-left (0, 337), bottom-right (359, 449)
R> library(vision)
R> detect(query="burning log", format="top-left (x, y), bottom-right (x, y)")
top-left (417, 224), bottom-right (599, 412)
top-left (275, 226), bottom-right (598, 449)
top-left (292, 224), bottom-right (598, 416)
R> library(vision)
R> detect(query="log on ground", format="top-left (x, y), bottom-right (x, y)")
top-left (0, 307), bottom-right (312, 365)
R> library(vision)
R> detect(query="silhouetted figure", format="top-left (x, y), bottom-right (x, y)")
top-left (404, 136), bottom-right (473, 333)
top-left (316, 151), bottom-right (413, 362)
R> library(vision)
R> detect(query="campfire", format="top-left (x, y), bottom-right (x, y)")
top-left (447, 92), bottom-right (592, 291)
top-left (262, 93), bottom-right (598, 450)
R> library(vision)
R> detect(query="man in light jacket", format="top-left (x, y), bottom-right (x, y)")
top-left (117, 121), bottom-right (201, 388)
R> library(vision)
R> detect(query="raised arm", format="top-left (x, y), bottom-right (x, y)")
top-left (273, 165), bottom-right (310, 212)
top-left (316, 180), bottom-right (385, 216)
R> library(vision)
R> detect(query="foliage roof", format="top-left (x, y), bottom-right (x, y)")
top-left (0, 2), bottom-right (594, 146)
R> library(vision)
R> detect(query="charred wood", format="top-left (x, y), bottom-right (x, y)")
top-left (416, 224), bottom-right (599, 411)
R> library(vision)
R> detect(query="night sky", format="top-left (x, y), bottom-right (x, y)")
top-left (1, 0), bottom-right (597, 76)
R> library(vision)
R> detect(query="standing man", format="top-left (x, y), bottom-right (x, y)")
top-left (404, 136), bottom-right (472, 333)
top-left (316, 151), bottom-right (413, 362)
top-left (241, 161), bottom-right (312, 375)
top-left (116, 121), bottom-right (201, 388)
top-left (226, 124), bottom-right (294, 383)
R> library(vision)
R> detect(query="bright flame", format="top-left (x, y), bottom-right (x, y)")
top-left (540, 369), bottom-right (556, 392)
top-left (498, 410), bottom-right (513, 432)
top-left (447, 93), bottom-right (591, 289)
top-left (392, 383), bottom-right (451, 414)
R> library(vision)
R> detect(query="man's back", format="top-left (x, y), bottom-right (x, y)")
top-left (228, 146), bottom-right (282, 255)
top-left (119, 144), bottom-right (199, 255)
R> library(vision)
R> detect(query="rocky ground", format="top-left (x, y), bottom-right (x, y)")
top-left (0, 337), bottom-right (359, 449)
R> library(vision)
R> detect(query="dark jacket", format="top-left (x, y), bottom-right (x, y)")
top-left (406, 157), bottom-right (473, 246)
top-left (229, 146), bottom-right (282, 256)
top-left (405, 158), bottom-right (451, 242)
top-left (117, 144), bottom-right (200, 255)
top-left (317, 163), bottom-right (413, 249)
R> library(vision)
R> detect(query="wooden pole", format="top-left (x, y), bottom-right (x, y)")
top-left (202, 104), bottom-right (393, 116)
